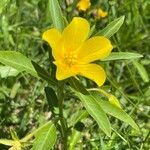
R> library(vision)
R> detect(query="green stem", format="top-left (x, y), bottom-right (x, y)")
top-left (57, 82), bottom-right (68, 150)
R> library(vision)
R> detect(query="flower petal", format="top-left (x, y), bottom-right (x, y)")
top-left (77, 36), bottom-right (113, 63)
top-left (42, 28), bottom-right (61, 49)
top-left (42, 28), bottom-right (63, 60)
top-left (62, 17), bottom-right (90, 51)
top-left (55, 62), bottom-right (78, 80)
top-left (78, 64), bottom-right (106, 86)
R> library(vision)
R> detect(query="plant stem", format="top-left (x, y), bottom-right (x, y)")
top-left (57, 82), bottom-right (68, 150)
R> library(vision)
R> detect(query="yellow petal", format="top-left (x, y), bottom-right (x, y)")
top-left (42, 28), bottom-right (63, 60)
top-left (42, 28), bottom-right (61, 49)
top-left (77, 36), bottom-right (113, 63)
top-left (78, 64), bottom-right (106, 86)
top-left (62, 17), bottom-right (90, 51)
top-left (55, 61), bottom-right (78, 80)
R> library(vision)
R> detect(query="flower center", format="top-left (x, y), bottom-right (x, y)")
top-left (64, 51), bottom-right (77, 67)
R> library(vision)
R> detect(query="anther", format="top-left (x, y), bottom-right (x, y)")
top-left (64, 52), bottom-right (77, 67)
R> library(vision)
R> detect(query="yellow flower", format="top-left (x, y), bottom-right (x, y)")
top-left (42, 17), bottom-right (113, 86)
top-left (77, 0), bottom-right (91, 11)
top-left (97, 8), bottom-right (108, 18)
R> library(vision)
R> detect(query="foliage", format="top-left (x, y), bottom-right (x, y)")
top-left (0, 0), bottom-right (149, 149)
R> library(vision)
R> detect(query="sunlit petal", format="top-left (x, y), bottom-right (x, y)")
top-left (78, 64), bottom-right (106, 86)
top-left (77, 36), bottom-right (113, 63)
top-left (42, 28), bottom-right (63, 60)
top-left (42, 28), bottom-right (61, 49)
top-left (62, 17), bottom-right (90, 51)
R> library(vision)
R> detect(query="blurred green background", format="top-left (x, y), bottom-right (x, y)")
top-left (0, 0), bottom-right (149, 149)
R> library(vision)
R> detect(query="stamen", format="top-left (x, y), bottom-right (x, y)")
top-left (64, 51), bottom-right (77, 67)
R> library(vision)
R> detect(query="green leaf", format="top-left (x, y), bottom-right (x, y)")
top-left (76, 93), bottom-right (111, 137)
top-left (32, 122), bottom-right (57, 150)
top-left (0, 66), bottom-right (19, 78)
top-left (31, 61), bottom-right (56, 86)
top-left (93, 93), bottom-right (139, 131)
top-left (108, 95), bottom-right (122, 109)
top-left (69, 129), bottom-right (81, 150)
top-left (49, 0), bottom-right (65, 31)
top-left (96, 16), bottom-right (125, 38)
top-left (100, 136), bottom-right (107, 150)
top-left (103, 52), bottom-right (143, 61)
top-left (0, 139), bottom-right (14, 146)
top-left (68, 77), bottom-right (89, 95)
top-left (10, 82), bottom-right (20, 99)
top-left (44, 87), bottom-right (58, 114)
top-left (112, 128), bottom-right (128, 143)
top-left (0, 51), bottom-right (38, 77)
top-left (10, 129), bottom-right (19, 140)
top-left (69, 110), bottom-right (88, 127)
top-left (133, 61), bottom-right (149, 82)
top-left (0, 0), bottom-right (10, 14)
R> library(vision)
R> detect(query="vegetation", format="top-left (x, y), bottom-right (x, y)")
top-left (0, 0), bottom-right (149, 149)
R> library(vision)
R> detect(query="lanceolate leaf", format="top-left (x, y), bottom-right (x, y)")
top-left (96, 16), bottom-right (125, 38)
top-left (44, 86), bottom-right (58, 114)
top-left (0, 51), bottom-right (56, 86)
top-left (0, 139), bottom-right (14, 146)
top-left (69, 77), bottom-right (89, 95)
top-left (93, 93), bottom-right (139, 131)
top-left (0, 51), bottom-right (38, 77)
top-left (76, 93), bottom-right (111, 137)
top-left (49, 0), bottom-right (65, 31)
top-left (103, 52), bottom-right (143, 61)
top-left (32, 122), bottom-right (57, 150)
top-left (31, 61), bottom-right (56, 86)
